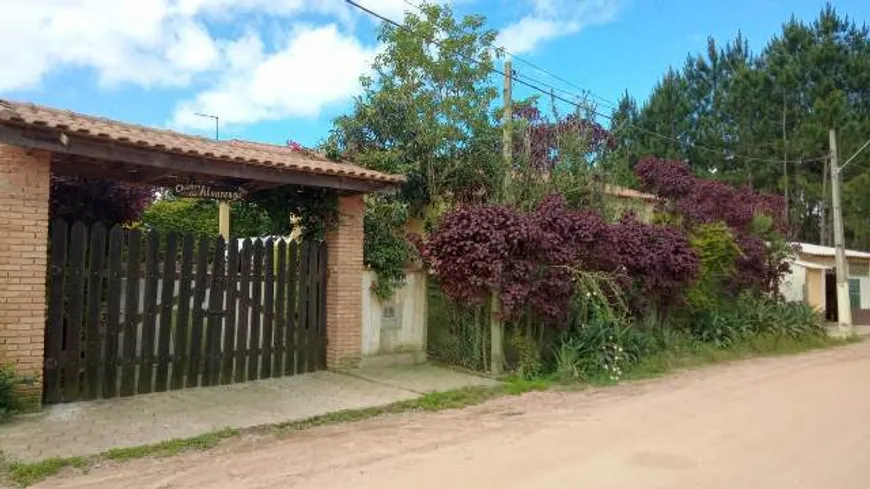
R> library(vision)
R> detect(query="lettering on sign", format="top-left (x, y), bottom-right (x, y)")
top-left (173, 183), bottom-right (247, 201)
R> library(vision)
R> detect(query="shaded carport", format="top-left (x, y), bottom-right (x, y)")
top-left (0, 99), bottom-right (403, 403)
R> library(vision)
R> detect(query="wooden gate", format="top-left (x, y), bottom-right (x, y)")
top-left (44, 220), bottom-right (327, 404)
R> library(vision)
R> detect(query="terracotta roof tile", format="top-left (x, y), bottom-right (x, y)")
top-left (604, 184), bottom-right (657, 201)
top-left (0, 99), bottom-right (405, 185)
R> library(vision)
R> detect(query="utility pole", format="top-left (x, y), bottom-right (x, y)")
top-left (490, 59), bottom-right (512, 376)
top-left (829, 128), bottom-right (852, 334)
top-left (501, 59), bottom-right (513, 201)
top-left (782, 98), bottom-right (789, 223)
top-left (821, 156), bottom-right (829, 246)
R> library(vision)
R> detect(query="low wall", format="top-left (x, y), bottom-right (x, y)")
top-left (361, 269), bottom-right (427, 362)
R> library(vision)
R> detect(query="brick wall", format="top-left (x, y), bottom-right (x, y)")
top-left (0, 143), bottom-right (51, 395)
top-left (325, 194), bottom-right (364, 369)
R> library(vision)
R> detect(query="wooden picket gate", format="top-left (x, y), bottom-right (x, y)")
top-left (44, 220), bottom-right (327, 404)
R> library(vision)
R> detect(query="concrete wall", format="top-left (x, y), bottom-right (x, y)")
top-left (780, 264), bottom-right (807, 303)
top-left (361, 269), bottom-right (427, 362)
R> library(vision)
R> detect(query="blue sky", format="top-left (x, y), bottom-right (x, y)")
top-left (1, 1), bottom-right (866, 148)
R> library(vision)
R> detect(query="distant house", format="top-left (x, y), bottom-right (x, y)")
top-left (780, 243), bottom-right (870, 323)
top-left (603, 184), bottom-right (656, 222)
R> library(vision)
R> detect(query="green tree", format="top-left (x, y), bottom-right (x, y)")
top-left (328, 3), bottom-right (501, 216)
top-left (616, 3), bottom-right (870, 248)
top-left (602, 91), bottom-right (640, 187)
top-left (326, 3), bottom-right (502, 296)
top-left (634, 69), bottom-right (692, 163)
top-left (140, 198), bottom-right (275, 238)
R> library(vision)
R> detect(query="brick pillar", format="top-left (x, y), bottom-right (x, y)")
top-left (0, 144), bottom-right (51, 399)
top-left (325, 194), bottom-right (364, 369)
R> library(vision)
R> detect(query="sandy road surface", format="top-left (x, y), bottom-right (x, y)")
top-left (33, 342), bottom-right (870, 489)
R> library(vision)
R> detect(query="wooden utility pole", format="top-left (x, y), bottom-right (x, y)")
top-left (829, 128), bottom-right (853, 334)
top-left (490, 59), bottom-right (512, 376)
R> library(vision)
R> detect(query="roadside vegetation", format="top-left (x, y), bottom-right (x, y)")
top-left (0, 364), bottom-right (35, 423)
top-left (13, 3), bottom-right (867, 488)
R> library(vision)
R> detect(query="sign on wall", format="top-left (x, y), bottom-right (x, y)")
top-left (172, 183), bottom-right (247, 201)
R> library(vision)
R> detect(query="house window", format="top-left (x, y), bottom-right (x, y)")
top-left (849, 279), bottom-right (861, 309)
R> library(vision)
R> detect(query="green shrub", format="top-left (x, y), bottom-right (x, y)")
top-left (689, 293), bottom-right (824, 347)
top-left (687, 222), bottom-right (741, 310)
top-left (509, 332), bottom-right (543, 380)
top-left (553, 318), bottom-right (650, 381)
top-left (140, 198), bottom-right (275, 239)
top-left (1, 364), bottom-right (24, 419)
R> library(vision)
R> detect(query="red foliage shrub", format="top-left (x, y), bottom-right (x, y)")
top-left (609, 213), bottom-right (700, 312)
top-left (514, 104), bottom-right (616, 172)
top-left (634, 157), bottom-right (694, 200)
top-left (416, 194), bottom-right (699, 323)
top-left (50, 176), bottom-right (154, 225)
top-left (413, 204), bottom-right (540, 316)
top-left (634, 158), bottom-right (789, 294)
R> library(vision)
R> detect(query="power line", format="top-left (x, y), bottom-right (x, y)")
top-left (345, 0), bottom-right (824, 165)
top-left (837, 137), bottom-right (870, 174)
top-left (401, 0), bottom-right (618, 110)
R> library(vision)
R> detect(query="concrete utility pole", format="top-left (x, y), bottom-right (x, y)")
top-left (501, 59), bottom-right (513, 201)
top-left (829, 128), bottom-right (853, 334)
top-left (491, 59), bottom-right (512, 376)
top-left (782, 98), bottom-right (789, 223)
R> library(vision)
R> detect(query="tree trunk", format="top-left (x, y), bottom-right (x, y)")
top-left (490, 290), bottom-right (504, 375)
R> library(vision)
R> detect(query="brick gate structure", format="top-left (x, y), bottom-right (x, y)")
top-left (0, 100), bottom-right (403, 404)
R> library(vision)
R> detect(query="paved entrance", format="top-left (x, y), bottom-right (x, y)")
top-left (0, 365), bottom-right (497, 462)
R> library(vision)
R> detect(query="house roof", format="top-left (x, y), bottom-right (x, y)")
top-left (792, 259), bottom-right (832, 270)
top-left (794, 242), bottom-right (870, 260)
top-left (604, 184), bottom-right (657, 202)
top-left (0, 100), bottom-right (404, 189)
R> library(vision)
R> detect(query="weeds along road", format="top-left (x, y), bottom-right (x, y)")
top-left (38, 341), bottom-right (870, 489)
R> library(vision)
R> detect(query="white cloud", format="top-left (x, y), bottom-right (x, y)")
top-left (0, 0), bottom-right (204, 91)
top-left (0, 0), bottom-right (471, 128)
top-left (497, 0), bottom-right (621, 54)
top-left (172, 24), bottom-right (377, 128)
top-left (0, 0), bottom-right (369, 93)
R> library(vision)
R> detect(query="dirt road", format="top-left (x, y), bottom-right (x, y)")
top-left (35, 342), bottom-right (870, 489)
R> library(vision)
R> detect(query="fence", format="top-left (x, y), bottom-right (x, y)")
top-left (44, 220), bottom-right (327, 404)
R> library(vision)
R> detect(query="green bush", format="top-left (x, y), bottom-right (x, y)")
top-left (688, 222), bottom-right (741, 310)
top-left (509, 332), bottom-right (543, 380)
top-left (689, 293), bottom-right (824, 347)
top-left (1, 364), bottom-right (24, 419)
top-left (553, 318), bottom-right (651, 381)
top-left (140, 198), bottom-right (275, 239)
